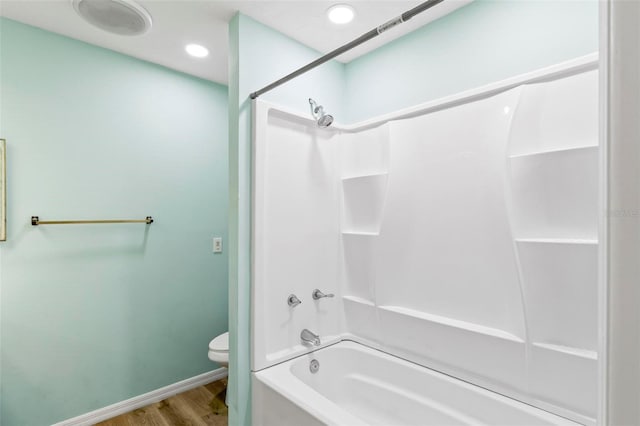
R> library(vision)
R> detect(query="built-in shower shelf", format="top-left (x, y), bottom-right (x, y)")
top-left (342, 172), bottom-right (389, 182)
top-left (342, 172), bottom-right (388, 235)
top-left (532, 342), bottom-right (597, 360)
top-left (509, 145), bottom-right (597, 159)
top-left (343, 295), bottom-right (376, 307)
top-left (379, 305), bottom-right (524, 343)
top-left (515, 238), bottom-right (597, 245)
top-left (342, 231), bottom-right (379, 236)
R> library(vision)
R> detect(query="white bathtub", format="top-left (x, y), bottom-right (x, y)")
top-left (252, 341), bottom-right (581, 426)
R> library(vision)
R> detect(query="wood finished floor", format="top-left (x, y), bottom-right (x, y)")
top-left (95, 378), bottom-right (228, 426)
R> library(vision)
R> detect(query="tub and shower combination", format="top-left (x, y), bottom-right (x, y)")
top-left (251, 55), bottom-right (599, 426)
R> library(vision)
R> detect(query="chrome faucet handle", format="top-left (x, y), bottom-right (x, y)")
top-left (288, 294), bottom-right (302, 307)
top-left (312, 289), bottom-right (335, 300)
top-left (301, 329), bottom-right (321, 346)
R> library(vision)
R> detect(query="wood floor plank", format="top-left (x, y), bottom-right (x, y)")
top-left (123, 406), bottom-right (172, 426)
top-left (204, 379), bottom-right (226, 397)
top-left (95, 379), bottom-right (228, 426)
top-left (201, 411), bottom-right (228, 426)
top-left (176, 386), bottom-right (217, 416)
top-left (155, 397), bottom-right (205, 426)
top-left (95, 414), bottom-right (131, 426)
top-left (202, 379), bottom-right (227, 417)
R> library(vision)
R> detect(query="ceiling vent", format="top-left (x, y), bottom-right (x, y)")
top-left (72, 0), bottom-right (152, 36)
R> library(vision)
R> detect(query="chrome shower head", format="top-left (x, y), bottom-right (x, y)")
top-left (317, 113), bottom-right (334, 127)
top-left (309, 98), bottom-right (333, 128)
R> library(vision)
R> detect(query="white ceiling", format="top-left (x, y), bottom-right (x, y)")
top-left (0, 0), bottom-right (471, 85)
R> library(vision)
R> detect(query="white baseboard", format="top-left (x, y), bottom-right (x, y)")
top-left (53, 368), bottom-right (228, 426)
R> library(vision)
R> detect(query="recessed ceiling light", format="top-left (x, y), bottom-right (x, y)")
top-left (327, 4), bottom-right (355, 24)
top-left (185, 44), bottom-right (209, 58)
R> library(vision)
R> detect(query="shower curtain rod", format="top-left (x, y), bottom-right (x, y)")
top-left (249, 0), bottom-right (445, 100)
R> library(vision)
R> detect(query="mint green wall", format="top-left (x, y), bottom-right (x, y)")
top-left (0, 18), bottom-right (228, 426)
top-left (227, 14), bottom-right (345, 426)
top-left (344, 0), bottom-right (598, 123)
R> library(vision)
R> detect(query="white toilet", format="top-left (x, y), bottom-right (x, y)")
top-left (208, 332), bottom-right (229, 368)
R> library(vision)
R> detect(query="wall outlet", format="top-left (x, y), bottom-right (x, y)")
top-left (213, 237), bottom-right (223, 253)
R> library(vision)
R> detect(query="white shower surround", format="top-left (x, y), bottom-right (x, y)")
top-left (252, 53), bottom-right (599, 425)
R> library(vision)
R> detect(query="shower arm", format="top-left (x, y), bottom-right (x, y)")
top-left (249, 0), bottom-right (445, 100)
top-left (309, 98), bottom-right (320, 118)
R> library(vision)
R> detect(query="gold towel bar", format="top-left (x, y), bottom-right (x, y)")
top-left (31, 216), bottom-right (153, 226)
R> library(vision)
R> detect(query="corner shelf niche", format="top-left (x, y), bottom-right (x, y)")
top-left (516, 238), bottom-right (598, 350)
top-left (341, 173), bottom-right (388, 235)
top-left (342, 233), bottom-right (378, 302)
top-left (507, 69), bottom-right (598, 157)
top-left (508, 142), bottom-right (599, 419)
top-left (509, 145), bottom-right (598, 240)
